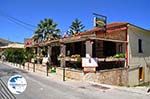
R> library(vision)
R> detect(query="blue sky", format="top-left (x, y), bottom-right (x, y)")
top-left (0, 0), bottom-right (150, 42)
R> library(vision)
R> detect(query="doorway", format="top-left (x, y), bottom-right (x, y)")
top-left (51, 46), bottom-right (60, 66)
top-left (103, 41), bottom-right (116, 57)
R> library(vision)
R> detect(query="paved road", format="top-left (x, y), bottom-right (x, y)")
top-left (0, 63), bottom-right (149, 99)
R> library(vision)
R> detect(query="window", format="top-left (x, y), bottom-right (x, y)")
top-left (139, 67), bottom-right (144, 81)
top-left (138, 39), bottom-right (143, 53)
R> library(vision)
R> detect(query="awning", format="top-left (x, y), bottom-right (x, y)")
top-left (0, 43), bottom-right (24, 49)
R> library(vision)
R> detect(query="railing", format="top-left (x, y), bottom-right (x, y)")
top-left (0, 79), bottom-right (16, 99)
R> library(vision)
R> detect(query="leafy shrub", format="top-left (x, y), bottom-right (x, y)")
top-left (3, 48), bottom-right (26, 64)
top-left (113, 53), bottom-right (125, 58)
top-left (24, 48), bottom-right (35, 62)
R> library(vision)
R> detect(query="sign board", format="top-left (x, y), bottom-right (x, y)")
top-left (82, 58), bottom-right (98, 67)
top-left (24, 38), bottom-right (33, 46)
top-left (94, 17), bottom-right (106, 27)
top-left (42, 57), bottom-right (48, 65)
top-left (93, 13), bottom-right (107, 31)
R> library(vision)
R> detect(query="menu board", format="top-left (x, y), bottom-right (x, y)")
top-left (82, 58), bottom-right (98, 67)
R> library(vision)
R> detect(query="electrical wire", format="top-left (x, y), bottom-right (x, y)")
top-left (6, 17), bottom-right (35, 31)
top-left (0, 10), bottom-right (36, 31)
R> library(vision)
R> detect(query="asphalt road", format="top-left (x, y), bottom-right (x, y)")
top-left (0, 63), bottom-right (149, 99)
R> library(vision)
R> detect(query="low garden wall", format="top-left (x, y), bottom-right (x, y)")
top-left (56, 67), bottom-right (83, 80)
top-left (24, 62), bottom-right (47, 73)
top-left (56, 67), bottom-right (128, 86)
top-left (84, 68), bottom-right (128, 86)
top-left (23, 62), bottom-right (128, 86)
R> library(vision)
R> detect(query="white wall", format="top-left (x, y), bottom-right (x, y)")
top-left (128, 24), bottom-right (150, 86)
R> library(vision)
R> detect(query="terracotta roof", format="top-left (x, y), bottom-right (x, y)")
top-left (78, 27), bottom-right (101, 36)
top-left (107, 22), bottom-right (128, 28)
top-left (75, 22), bottom-right (128, 36)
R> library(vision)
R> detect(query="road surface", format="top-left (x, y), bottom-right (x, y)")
top-left (0, 63), bottom-right (149, 99)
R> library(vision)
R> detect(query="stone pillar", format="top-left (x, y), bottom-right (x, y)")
top-left (60, 44), bottom-right (66, 67)
top-left (83, 40), bottom-right (97, 73)
top-left (85, 40), bottom-right (93, 57)
top-left (48, 46), bottom-right (52, 65)
top-left (37, 47), bottom-right (40, 64)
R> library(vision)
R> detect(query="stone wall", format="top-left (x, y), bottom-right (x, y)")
top-left (24, 63), bottom-right (128, 86)
top-left (83, 68), bottom-right (128, 85)
top-left (56, 67), bottom-right (128, 86)
top-left (56, 67), bottom-right (83, 80)
top-left (24, 62), bottom-right (47, 73)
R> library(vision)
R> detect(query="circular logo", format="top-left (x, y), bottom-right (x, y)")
top-left (7, 74), bottom-right (27, 94)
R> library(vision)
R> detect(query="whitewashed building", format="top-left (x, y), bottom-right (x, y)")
top-left (128, 24), bottom-right (150, 86)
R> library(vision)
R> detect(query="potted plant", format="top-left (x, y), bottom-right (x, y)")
top-left (71, 54), bottom-right (81, 62)
top-left (113, 53), bottom-right (125, 58)
top-left (58, 53), bottom-right (65, 60)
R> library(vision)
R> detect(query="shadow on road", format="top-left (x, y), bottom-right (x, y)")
top-left (0, 68), bottom-right (28, 77)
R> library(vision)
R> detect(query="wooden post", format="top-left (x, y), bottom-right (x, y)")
top-left (28, 62), bottom-right (29, 70)
top-left (60, 44), bottom-right (66, 81)
top-left (46, 64), bottom-right (48, 76)
top-left (63, 63), bottom-right (65, 81)
top-left (33, 62), bottom-right (35, 72)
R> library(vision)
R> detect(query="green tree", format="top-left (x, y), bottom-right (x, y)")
top-left (34, 18), bottom-right (61, 42)
top-left (68, 18), bottom-right (85, 35)
top-left (3, 48), bottom-right (26, 64)
top-left (24, 48), bottom-right (34, 62)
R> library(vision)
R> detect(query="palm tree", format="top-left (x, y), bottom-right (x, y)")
top-left (33, 18), bottom-right (61, 64)
top-left (33, 28), bottom-right (43, 43)
top-left (68, 18), bottom-right (85, 35)
top-left (34, 18), bottom-right (61, 42)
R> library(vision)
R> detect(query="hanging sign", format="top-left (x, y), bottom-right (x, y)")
top-left (93, 13), bottom-right (107, 31)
